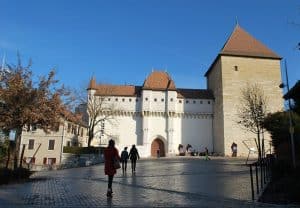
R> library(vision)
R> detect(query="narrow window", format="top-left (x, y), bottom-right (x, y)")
top-left (67, 123), bottom-right (71, 133)
top-left (234, 65), bottom-right (238, 71)
top-left (170, 98), bottom-right (173, 102)
top-left (48, 140), bottom-right (55, 150)
top-left (115, 98), bottom-right (118, 101)
top-left (28, 139), bottom-right (34, 150)
top-left (145, 98), bottom-right (148, 101)
top-left (122, 98), bottom-right (125, 102)
top-left (193, 100), bottom-right (196, 104)
top-left (108, 98), bottom-right (111, 101)
top-left (161, 98), bottom-right (164, 102)
top-left (154, 98), bottom-right (157, 102)
top-left (186, 100), bottom-right (189, 104)
top-left (200, 101), bottom-right (203, 104)
top-left (208, 101), bottom-right (211, 104)
top-left (179, 100), bottom-right (182, 103)
top-left (129, 98), bottom-right (132, 102)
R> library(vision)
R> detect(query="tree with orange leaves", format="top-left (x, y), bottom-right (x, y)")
top-left (0, 57), bottom-right (70, 169)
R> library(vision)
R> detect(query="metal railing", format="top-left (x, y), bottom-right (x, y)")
top-left (249, 156), bottom-right (274, 200)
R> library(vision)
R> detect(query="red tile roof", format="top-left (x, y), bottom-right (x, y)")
top-left (95, 85), bottom-right (141, 97)
top-left (220, 25), bottom-right (281, 59)
top-left (87, 77), bottom-right (97, 90)
top-left (205, 25), bottom-right (281, 77)
top-left (90, 71), bottom-right (213, 99)
top-left (177, 89), bottom-right (214, 99)
top-left (143, 71), bottom-right (176, 90)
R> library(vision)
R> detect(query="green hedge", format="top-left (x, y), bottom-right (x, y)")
top-left (0, 167), bottom-right (33, 185)
top-left (63, 146), bottom-right (104, 154)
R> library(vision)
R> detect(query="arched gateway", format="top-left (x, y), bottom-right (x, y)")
top-left (151, 138), bottom-right (165, 157)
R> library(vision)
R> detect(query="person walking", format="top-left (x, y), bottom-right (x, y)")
top-left (129, 144), bottom-right (140, 172)
top-left (120, 147), bottom-right (129, 174)
top-left (205, 147), bottom-right (211, 161)
top-left (104, 139), bottom-right (120, 198)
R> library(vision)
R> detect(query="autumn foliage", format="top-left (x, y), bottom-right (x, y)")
top-left (0, 58), bottom-right (69, 169)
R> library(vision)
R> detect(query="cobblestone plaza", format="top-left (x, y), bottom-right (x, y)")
top-left (0, 158), bottom-right (295, 207)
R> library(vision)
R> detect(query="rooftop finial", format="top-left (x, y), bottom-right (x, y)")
top-left (235, 16), bottom-right (239, 26)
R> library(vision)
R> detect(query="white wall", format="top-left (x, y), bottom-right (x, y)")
top-left (93, 89), bottom-right (214, 157)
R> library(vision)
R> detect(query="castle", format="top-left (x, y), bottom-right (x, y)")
top-left (88, 25), bottom-right (283, 157)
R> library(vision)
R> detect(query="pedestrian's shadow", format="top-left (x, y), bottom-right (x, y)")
top-left (106, 197), bottom-right (113, 207)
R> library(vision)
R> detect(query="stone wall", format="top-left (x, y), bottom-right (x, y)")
top-left (208, 55), bottom-right (283, 156)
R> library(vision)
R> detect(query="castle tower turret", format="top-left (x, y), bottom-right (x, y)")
top-left (205, 25), bottom-right (283, 156)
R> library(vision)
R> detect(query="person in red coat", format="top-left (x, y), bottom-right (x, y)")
top-left (104, 139), bottom-right (120, 197)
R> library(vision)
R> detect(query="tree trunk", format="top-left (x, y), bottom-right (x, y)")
top-left (261, 130), bottom-right (265, 158)
top-left (19, 144), bottom-right (26, 168)
top-left (257, 128), bottom-right (262, 161)
top-left (13, 128), bottom-right (22, 170)
top-left (88, 128), bottom-right (93, 147)
top-left (5, 143), bottom-right (10, 169)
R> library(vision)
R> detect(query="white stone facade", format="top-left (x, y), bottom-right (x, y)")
top-left (88, 72), bottom-right (214, 157)
top-left (89, 25), bottom-right (284, 158)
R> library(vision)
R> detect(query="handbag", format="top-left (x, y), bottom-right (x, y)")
top-left (113, 157), bottom-right (121, 169)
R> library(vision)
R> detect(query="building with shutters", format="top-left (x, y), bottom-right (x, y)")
top-left (20, 115), bottom-right (88, 170)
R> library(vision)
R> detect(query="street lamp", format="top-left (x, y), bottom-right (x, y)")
top-left (279, 60), bottom-right (296, 169)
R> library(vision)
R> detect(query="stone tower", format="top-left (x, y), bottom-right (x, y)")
top-left (205, 25), bottom-right (284, 156)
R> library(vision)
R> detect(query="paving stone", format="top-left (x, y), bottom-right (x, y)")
top-left (0, 157), bottom-right (296, 207)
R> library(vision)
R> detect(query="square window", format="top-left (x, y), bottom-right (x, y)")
top-left (28, 139), bottom-right (34, 150)
top-left (208, 101), bottom-right (211, 104)
top-left (179, 100), bottom-right (182, 103)
top-left (200, 101), bottom-right (203, 104)
top-left (27, 157), bottom-right (35, 164)
top-left (115, 98), bottom-right (118, 101)
top-left (145, 98), bottom-right (148, 101)
top-left (108, 98), bottom-right (111, 101)
top-left (48, 158), bottom-right (56, 165)
top-left (48, 140), bottom-right (55, 150)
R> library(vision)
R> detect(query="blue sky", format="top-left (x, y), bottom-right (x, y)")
top-left (1, 0), bottom-right (299, 91)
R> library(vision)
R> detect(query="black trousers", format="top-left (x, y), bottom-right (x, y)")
top-left (131, 159), bottom-right (137, 171)
top-left (122, 160), bottom-right (127, 172)
top-left (108, 175), bottom-right (114, 190)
